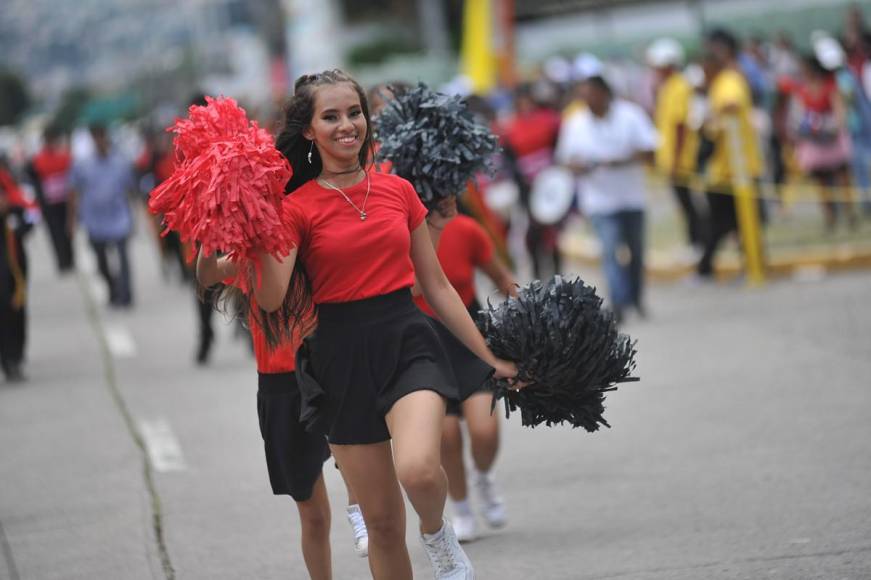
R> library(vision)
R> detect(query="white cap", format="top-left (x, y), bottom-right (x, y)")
top-left (572, 53), bottom-right (603, 81)
top-left (646, 37), bottom-right (685, 68)
top-left (814, 35), bottom-right (845, 71)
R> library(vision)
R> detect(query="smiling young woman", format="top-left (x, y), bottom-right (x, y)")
top-left (254, 69), bottom-right (519, 580)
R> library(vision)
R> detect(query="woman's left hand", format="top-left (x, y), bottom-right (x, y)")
top-left (492, 359), bottom-right (527, 390)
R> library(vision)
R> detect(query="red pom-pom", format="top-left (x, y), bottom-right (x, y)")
top-left (148, 97), bottom-right (293, 276)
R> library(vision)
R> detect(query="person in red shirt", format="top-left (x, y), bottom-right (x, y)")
top-left (28, 125), bottom-right (74, 273)
top-left (413, 195), bottom-right (517, 543)
top-left (0, 159), bottom-right (36, 382)
top-left (196, 255), bottom-right (370, 576)
top-left (136, 127), bottom-right (187, 281)
top-left (781, 55), bottom-right (856, 230)
top-left (499, 84), bottom-right (563, 279)
top-left (255, 70), bottom-right (519, 579)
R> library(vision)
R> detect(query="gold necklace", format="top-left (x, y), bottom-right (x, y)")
top-left (319, 171), bottom-right (371, 221)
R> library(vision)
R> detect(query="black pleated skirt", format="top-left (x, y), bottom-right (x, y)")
top-left (424, 315), bottom-right (494, 416)
top-left (256, 372), bottom-right (330, 500)
top-left (295, 289), bottom-right (460, 445)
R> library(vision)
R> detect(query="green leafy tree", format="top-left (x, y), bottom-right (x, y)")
top-left (52, 88), bottom-right (91, 132)
top-left (0, 69), bottom-right (31, 126)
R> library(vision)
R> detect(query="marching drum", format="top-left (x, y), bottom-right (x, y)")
top-left (529, 166), bottom-right (575, 225)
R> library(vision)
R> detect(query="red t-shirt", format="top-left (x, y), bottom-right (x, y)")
top-left (283, 171), bottom-right (427, 304)
top-left (31, 148), bottom-right (72, 204)
top-left (500, 108), bottom-right (561, 181)
top-left (414, 215), bottom-right (494, 317)
top-left (779, 76), bottom-right (838, 113)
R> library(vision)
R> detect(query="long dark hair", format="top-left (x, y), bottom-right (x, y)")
top-left (214, 69), bottom-right (374, 347)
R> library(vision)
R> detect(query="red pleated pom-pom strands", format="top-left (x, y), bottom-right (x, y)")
top-left (148, 96), bottom-right (293, 278)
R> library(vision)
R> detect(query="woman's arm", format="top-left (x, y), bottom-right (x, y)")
top-left (410, 223), bottom-right (518, 381)
top-left (195, 247), bottom-right (238, 287)
top-left (252, 249), bottom-right (298, 312)
top-left (479, 255), bottom-right (518, 298)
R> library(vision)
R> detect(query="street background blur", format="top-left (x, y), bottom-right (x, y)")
top-left (1, 1), bottom-right (870, 579)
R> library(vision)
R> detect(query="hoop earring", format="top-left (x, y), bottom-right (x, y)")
top-left (307, 140), bottom-right (313, 164)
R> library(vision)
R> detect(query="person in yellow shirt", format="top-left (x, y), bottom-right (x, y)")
top-left (697, 28), bottom-right (764, 278)
top-left (647, 37), bottom-right (703, 249)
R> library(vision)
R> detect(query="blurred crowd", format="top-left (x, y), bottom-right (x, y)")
top-left (3, 4), bottom-right (871, 382)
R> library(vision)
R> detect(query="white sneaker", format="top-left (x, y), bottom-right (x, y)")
top-left (451, 512), bottom-right (478, 543)
top-left (420, 518), bottom-right (475, 580)
top-left (474, 471), bottom-right (507, 529)
top-left (345, 504), bottom-right (369, 558)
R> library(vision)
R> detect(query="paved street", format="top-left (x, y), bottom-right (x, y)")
top-left (2, 220), bottom-right (870, 580)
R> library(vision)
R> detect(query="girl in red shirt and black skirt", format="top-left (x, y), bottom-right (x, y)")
top-left (254, 70), bottom-right (520, 580)
top-left (196, 256), bottom-right (369, 578)
top-left (414, 195), bottom-right (517, 544)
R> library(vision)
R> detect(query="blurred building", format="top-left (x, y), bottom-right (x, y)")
top-left (0, 0), bottom-right (279, 110)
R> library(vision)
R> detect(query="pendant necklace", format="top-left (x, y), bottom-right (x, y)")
top-left (319, 170), bottom-right (371, 221)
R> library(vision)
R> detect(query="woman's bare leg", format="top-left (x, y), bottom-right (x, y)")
top-left (462, 393), bottom-right (500, 473)
top-left (329, 442), bottom-right (411, 580)
top-left (386, 390), bottom-right (449, 535)
top-left (294, 474), bottom-right (332, 580)
top-left (440, 415), bottom-right (468, 501)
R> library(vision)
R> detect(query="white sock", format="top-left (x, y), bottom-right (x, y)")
top-left (422, 520), bottom-right (447, 540)
top-left (452, 499), bottom-right (473, 516)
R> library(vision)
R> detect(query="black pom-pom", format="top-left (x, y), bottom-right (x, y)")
top-left (375, 83), bottom-right (499, 208)
top-left (477, 276), bottom-right (638, 431)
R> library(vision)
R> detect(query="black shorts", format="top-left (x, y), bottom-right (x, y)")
top-left (256, 372), bottom-right (331, 501)
top-left (300, 289), bottom-right (459, 445)
top-left (425, 315), bottom-right (493, 416)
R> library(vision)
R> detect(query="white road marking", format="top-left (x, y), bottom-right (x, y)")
top-left (139, 419), bottom-right (187, 472)
top-left (105, 324), bottom-right (137, 358)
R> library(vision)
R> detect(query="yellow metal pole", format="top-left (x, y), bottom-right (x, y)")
top-left (725, 117), bottom-right (766, 286)
top-left (461, 0), bottom-right (496, 94)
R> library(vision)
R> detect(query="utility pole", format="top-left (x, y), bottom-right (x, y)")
top-left (416, 0), bottom-right (450, 56)
top-left (690, 0), bottom-right (706, 34)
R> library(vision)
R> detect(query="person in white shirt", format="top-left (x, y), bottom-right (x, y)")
top-left (556, 75), bottom-right (658, 323)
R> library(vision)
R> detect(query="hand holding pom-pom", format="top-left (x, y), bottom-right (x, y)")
top-left (148, 96), bottom-right (293, 279)
top-left (477, 276), bottom-right (639, 431)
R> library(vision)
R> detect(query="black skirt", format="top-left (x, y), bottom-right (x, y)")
top-left (296, 289), bottom-right (460, 445)
top-left (425, 315), bottom-right (493, 416)
top-left (256, 372), bottom-right (330, 501)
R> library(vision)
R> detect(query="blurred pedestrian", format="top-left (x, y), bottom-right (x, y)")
top-left (770, 32), bottom-right (802, 194)
top-left (197, 252), bottom-right (371, 576)
top-left (647, 37), bottom-right (703, 252)
top-left (696, 29), bottom-right (765, 279)
top-left (842, 2), bottom-right (871, 86)
top-left (815, 34), bottom-right (871, 215)
top-left (782, 54), bottom-right (856, 230)
top-left (413, 195), bottom-right (517, 543)
top-left (27, 125), bottom-right (75, 274)
top-left (499, 83), bottom-right (563, 279)
top-left (556, 75), bottom-right (658, 322)
top-left (136, 126), bottom-right (188, 282)
top-left (69, 123), bottom-right (135, 308)
top-left (0, 157), bottom-right (36, 382)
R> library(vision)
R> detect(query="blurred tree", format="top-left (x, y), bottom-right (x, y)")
top-left (0, 69), bottom-right (31, 126)
top-left (52, 88), bottom-right (91, 132)
top-left (347, 36), bottom-right (420, 66)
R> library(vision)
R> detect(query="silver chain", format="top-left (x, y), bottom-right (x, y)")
top-left (319, 171), bottom-right (371, 221)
